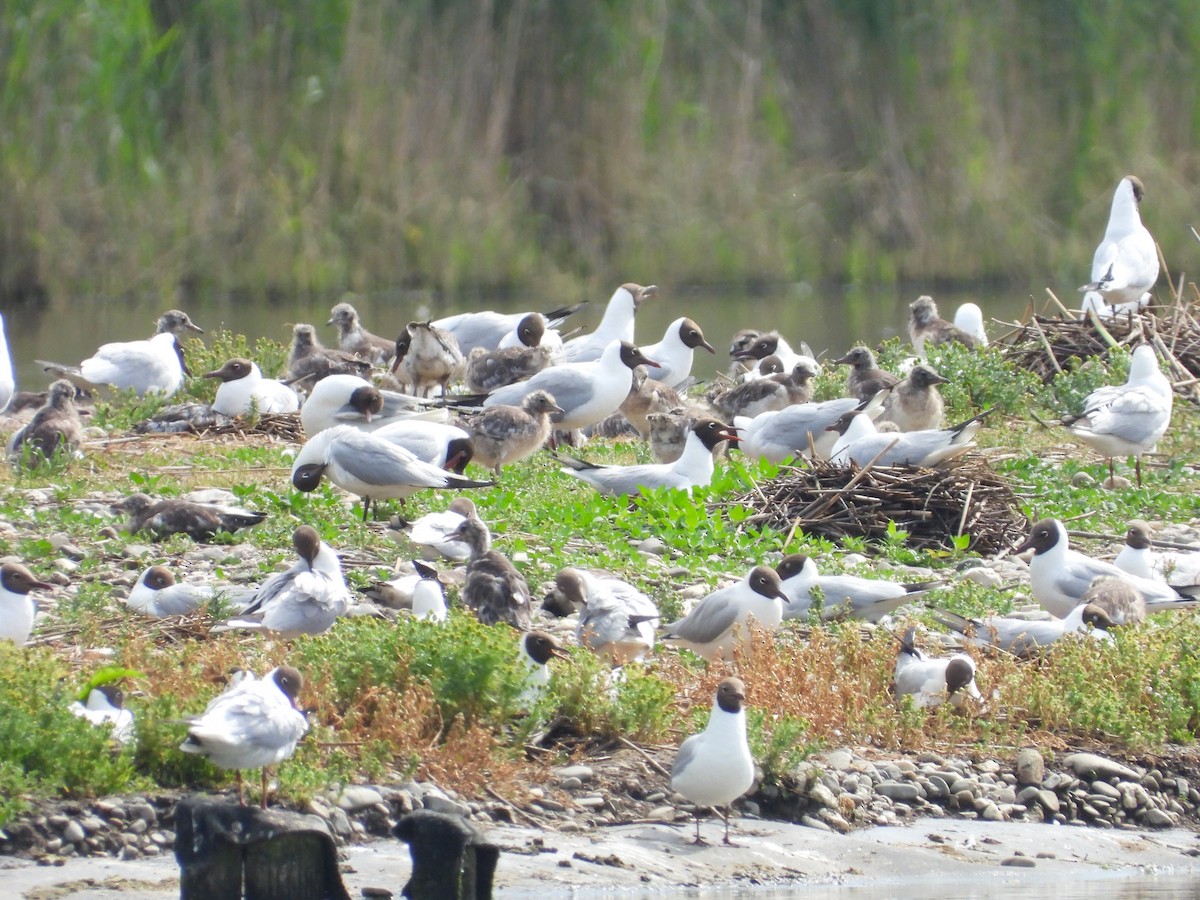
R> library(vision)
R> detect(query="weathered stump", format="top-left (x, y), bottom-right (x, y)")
top-left (393, 809), bottom-right (498, 900)
top-left (174, 797), bottom-right (350, 900)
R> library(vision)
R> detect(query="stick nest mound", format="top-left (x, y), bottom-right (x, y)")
top-left (998, 304), bottom-right (1200, 397)
top-left (724, 456), bottom-right (1028, 555)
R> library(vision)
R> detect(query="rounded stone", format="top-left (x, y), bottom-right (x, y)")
top-left (1015, 748), bottom-right (1045, 786)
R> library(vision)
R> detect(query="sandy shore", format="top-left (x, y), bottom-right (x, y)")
top-left (6, 816), bottom-right (1200, 899)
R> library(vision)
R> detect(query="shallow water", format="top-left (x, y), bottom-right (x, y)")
top-left (2, 281), bottom-right (1050, 394)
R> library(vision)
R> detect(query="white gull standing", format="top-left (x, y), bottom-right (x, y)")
top-left (179, 665), bottom-right (309, 808)
top-left (670, 677), bottom-right (755, 845)
top-left (411, 560), bottom-right (448, 623)
top-left (559, 284), bottom-right (657, 363)
top-left (1079, 175), bottom-right (1158, 315)
top-left (637, 317), bottom-right (716, 388)
top-left (1063, 344), bottom-right (1172, 486)
top-left (291, 425), bottom-right (493, 520)
top-left (482, 340), bottom-right (659, 437)
top-left (0, 561), bottom-right (53, 646)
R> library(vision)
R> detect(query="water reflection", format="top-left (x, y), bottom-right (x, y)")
top-left (3, 283), bottom-right (1047, 393)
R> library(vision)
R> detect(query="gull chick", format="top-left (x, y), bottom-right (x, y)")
top-left (908, 296), bottom-right (978, 358)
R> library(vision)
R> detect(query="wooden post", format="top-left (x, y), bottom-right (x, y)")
top-left (393, 810), bottom-right (498, 900)
top-left (174, 797), bottom-right (351, 900)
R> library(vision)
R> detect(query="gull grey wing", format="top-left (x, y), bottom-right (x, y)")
top-left (330, 434), bottom-right (451, 489)
top-left (664, 592), bottom-right (740, 645)
top-left (671, 732), bottom-right (701, 779)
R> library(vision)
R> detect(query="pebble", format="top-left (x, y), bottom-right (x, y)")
top-left (337, 787), bottom-right (385, 812)
top-left (556, 765), bottom-right (594, 782)
top-left (876, 782), bottom-right (920, 803)
top-left (961, 567), bottom-right (1003, 589)
top-left (808, 783), bottom-right (838, 809)
top-left (1015, 748), bottom-right (1044, 786)
top-left (62, 821), bottom-right (85, 844)
top-left (1001, 856), bottom-right (1036, 867)
top-left (1066, 753), bottom-right (1139, 781)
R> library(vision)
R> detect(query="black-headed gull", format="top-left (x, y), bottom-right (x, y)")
top-left (671, 677), bottom-right (755, 845)
top-left (291, 425), bottom-right (493, 520)
top-left (496, 312), bottom-right (564, 358)
top-left (411, 560), bottom-right (448, 622)
top-left (551, 567), bottom-right (659, 665)
top-left (71, 684), bottom-right (136, 745)
top-left (829, 409), bottom-right (983, 468)
top-left (483, 340), bottom-right (659, 435)
top-left (953, 303), bottom-right (989, 346)
top-left (1013, 518), bottom-right (1195, 619)
top-left (1079, 175), bottom-right (1158, 313)
top-left (833, 346), bottom-right (899, 404)
top-left (932, 604), bottom-right (1114, 658)
top-left (894, 627), bottom-right (981, 709)
top-left (1115, 519), bottom-right (1200, 588)
top-left (556, 419), bottom-right (739, 497)
top-left (218, 526), bottom-right (350, 637)
top-left (433, 302), bottom-right (586, 356)
top-left (776, 554), bottom-right (939, 622)
top-left (0, 562), bottom-right (53, 646)
top-left (112, 493), bottom-right (266, 541)
top-left (447, 514), bottom-right (532, 630)
top-left (390, 321), bottom-right (464, 399)
top-left (372, 419), bottom-right (474, 473)
top-left (6, 380), bottom-right (84, 466)
top-left (403, 497), bottom-right (478, 561)
top-left (327, 301), bottom-right (395, 365)
top-left (125, 565), bottom-right (253, 618)
top-left (876, 364), bottom-right (949, 432)
top-left (908, 296), bottom-right (978, 358)
top-left (637, 317), bottom-right (715, 389)
top-left (179, 665), bottom-right (309, 808)
top-left (201, 358), bottom-right (300, 416)
top-left (559, 284), bottom-right (657, 363)
top-left (734, 397), bottom-right (865, 463)
top-left (517, 631), bottom-right (569, 706)
top-left (466, 390), bottom-right (562, 474)
top-left (299, 373), bottom-right (438, 436)
top-left (661, 566), bottom-right (788, 662)
top-left (1063, 344), bottom-right (1172, 486)
top-left (732, 332), bottom-right (820, 377)
top-left (287, 323), bottom-right (372, 384)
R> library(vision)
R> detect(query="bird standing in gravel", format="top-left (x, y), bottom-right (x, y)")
top-left (7, 379), bottom-right (85, 466)
top-left (671, 677), bottom-right (755, 845)
top-left (179, 665), bottom-right (309, 809)
top-left (448, 514), bottom-right (532, 630)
